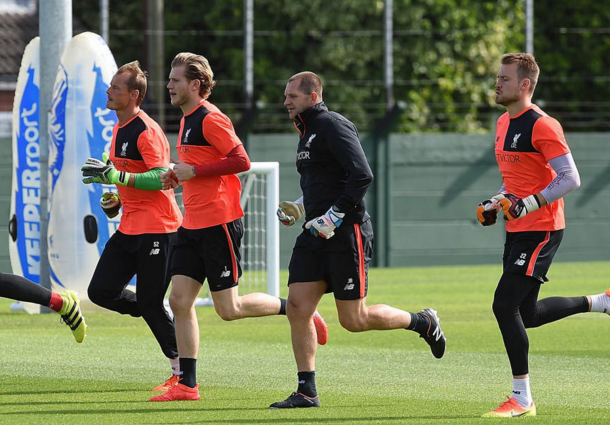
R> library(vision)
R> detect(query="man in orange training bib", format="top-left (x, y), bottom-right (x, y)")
top-left (477, 53), bottom-right (610, 418)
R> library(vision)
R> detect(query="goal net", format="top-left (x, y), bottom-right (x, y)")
top-left (173, 162), bottom-right (280, 307)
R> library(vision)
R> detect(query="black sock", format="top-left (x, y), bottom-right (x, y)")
top-left (0, 273), bottom-right (52, 305)
top-left (407, 312), bottom-right (430, 335)
top-left (179, 358), bottom-right (197, 388)
top-left (297, 371), bottom-right (317, 397)
top-left (278, 298), bottom-right (287, 315)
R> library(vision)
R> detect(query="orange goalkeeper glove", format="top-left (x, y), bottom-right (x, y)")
top-left (492, 193), bottom-right (541, 221)
top-left (476, 199), bottom-right (500, 226)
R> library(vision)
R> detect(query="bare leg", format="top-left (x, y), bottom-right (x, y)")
top-left (169, 275), bottom-right (202, 359)
top-left (287, 281), bottom-right (326, 371)
top-left (335, 297), bottom-right (412, 332)
top-left (210, 286), bottom-right (281, 321)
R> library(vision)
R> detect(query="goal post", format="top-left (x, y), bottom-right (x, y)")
top-left (238, 161), bottom-right (280, 298)
top-left (171, 161), bottom-right (280, 307)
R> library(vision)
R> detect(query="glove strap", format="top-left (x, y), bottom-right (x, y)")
top-left (115, 171), bottom-right (130, 186)
top-left (326, 206), bottom-right (345, 226)
top-left (523, 194), bottom-right (541, 213)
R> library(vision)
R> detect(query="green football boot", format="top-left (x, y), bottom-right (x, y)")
top-left (58, 290), bottom-right (87, 343)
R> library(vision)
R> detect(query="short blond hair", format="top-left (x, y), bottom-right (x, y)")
top-left (171, 52), bottom-right (217, 99)
top-left (116, 61), bottom-right (147, 106)
top-left (501, 53), bottom-right (539, 94)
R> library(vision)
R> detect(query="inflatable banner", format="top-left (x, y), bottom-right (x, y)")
top-left (47, 32), bottom-right (119, 295)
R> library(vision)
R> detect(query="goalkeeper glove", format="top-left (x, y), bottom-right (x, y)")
top-left (492, 193), bottom-right (541, 221)
top-left (81, 152), bottom-right (130, 186)
top-left (476, 199), bottom-right (500, 226)
top-left (100, 192), bottom-right (121, 218)
top-left (305, 206), bottom-right (345, 239)
top-left (277, 198), bottom-right (305, 227)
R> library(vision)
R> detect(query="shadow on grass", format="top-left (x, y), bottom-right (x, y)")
top-left (0, 403), bottom-right (476, 423)
top-left (0, 406), bottom-right (272, 415)
top-left (0, 388), bottom-right (142, 396)
top-left (161, 415), bottom-right (478, 424)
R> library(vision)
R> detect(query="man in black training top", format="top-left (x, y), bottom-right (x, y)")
top-left (271, 71), bottom-right (447, 409)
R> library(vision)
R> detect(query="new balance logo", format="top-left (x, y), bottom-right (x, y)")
top-left (432, 326), bottom-right (443, 342)
top-left (220, 267), bottom-right (231, 278)
top-left (305, 133), bottom-right (316, 148)
top-left (344, 284), bottom-right (354, 291)
top-left (120, 142), bottom-right (128, 157)
top-left (149, 241), bottom-right (160, 255)
top-left (511, 133), bottom-right (521, 149)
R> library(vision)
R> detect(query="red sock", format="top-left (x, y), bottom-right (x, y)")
top-left (47, 292), bottom-right (64, 312)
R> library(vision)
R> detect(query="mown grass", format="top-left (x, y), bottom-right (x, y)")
top-left (0, 261), bottom-right (608, 424)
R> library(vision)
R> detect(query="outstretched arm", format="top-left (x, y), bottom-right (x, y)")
top-left (81, 152), bottom-right (168, 191)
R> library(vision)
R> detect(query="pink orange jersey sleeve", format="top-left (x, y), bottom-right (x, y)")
top-left (137, 125), bottom-right (170, 169)
top-left (202, 112), bottom-right (243, 156)
top-left (532, 116), bottom-right (570, 162)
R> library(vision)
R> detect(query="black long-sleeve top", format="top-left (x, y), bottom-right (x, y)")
top-left (293, 102), bottom-right (373, 225)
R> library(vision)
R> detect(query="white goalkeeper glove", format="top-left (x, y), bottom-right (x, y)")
top-left (277, 197), bottom-right (305, 227)
top-left (100, 192), bottom-right (121, 218)
top-left (82, 152), bottom-right (130, 186)
top-left (305, 206), bottom-right (345, 239)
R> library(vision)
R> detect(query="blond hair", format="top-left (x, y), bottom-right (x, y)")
top-left (171, 52), bottom-right (217, 99)
top-left (501, 53), bottom-right (539, 94)
top-left (116, 61), bottom-right (147, 106)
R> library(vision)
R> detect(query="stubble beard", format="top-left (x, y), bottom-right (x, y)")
top-left (495, 91), bottom-right (520, 107)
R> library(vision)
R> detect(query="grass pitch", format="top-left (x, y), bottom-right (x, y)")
top-left (0, 262), bottom-right (608, 424)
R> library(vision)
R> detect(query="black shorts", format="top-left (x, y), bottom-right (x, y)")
top-left (502, 229), bottom-right (564, 283)
top-left (170, 219), bottom-right (243, 291)
top-left (90, 230), bottom-right (176, 289)
top-left (288, 219), bottom-right (374, 301)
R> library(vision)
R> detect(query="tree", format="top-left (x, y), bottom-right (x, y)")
top-left (533, 0), bottom-right (610, 131)
top-left (73, 0), bottom-right (525, 133)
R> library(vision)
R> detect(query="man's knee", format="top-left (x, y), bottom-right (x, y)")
top-left (492, 298), bottom-right (516, 321)
top-left (169, 291), bottom-right (194, 315)
top-left (338, 315), bottom-right (367, 333)
top-left (87, 284), bottom-right (107, 307)
top-left (286, 296), bottom-right (315, 321)
top-left (87, 285), bottom-right (102, 305)
top-left (214, 303), bottom-right (239, 321)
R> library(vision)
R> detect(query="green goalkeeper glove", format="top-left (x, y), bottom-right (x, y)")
top-left (100, 192), bottom-right (121, 218)
top-left (81, 152), bottom-right (130, 186)
top-left (277, 197), bottom-right (305, 227)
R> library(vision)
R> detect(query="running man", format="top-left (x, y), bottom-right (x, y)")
top-left (477, 53), bottom-right (610, 418)
top-left (270, 71), bottom-right (446, 409)
top-left (81, 61), bottom-right (182, 392)
top-left (150, 53), bottom-right (327, 402)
